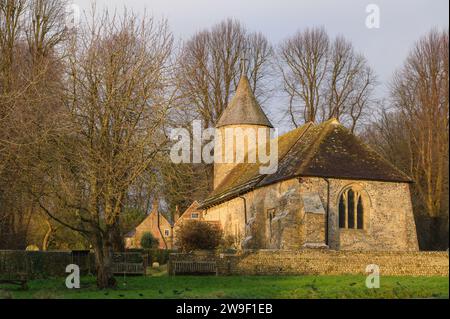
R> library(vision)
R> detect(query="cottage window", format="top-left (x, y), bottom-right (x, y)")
top-left (191, 213), bottom-right (199, 219)
top-left (339, 188), bottom-right (364, 230)
top-left (164, 229), bottom-right (170, 237)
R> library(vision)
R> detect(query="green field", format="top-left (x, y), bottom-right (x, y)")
top-left (1, 267), bottom-right (448, 299)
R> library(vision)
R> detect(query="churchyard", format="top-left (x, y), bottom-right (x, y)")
top-left (1, 272), bottom-right (448, 299)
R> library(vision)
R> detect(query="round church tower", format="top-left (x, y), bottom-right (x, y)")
top-left (214, 75), bottom-right (273, 189)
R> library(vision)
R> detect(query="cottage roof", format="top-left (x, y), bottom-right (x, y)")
top-left (124, 208), bottom-right (173, 237)
top-left (216, 75), bottom-right (273, 128)
top-left (174, 201), bottom-right (201, 226)
top-left (200, 119), bottom-right (412, 209)
top-left (179, 201), bottom-right (200, 217)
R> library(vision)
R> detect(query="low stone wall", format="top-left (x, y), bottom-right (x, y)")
top-left (169, 250), bottom-right (449, 277)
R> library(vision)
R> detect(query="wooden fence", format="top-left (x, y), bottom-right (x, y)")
top-left (112, 252), bottom-right (146, 275)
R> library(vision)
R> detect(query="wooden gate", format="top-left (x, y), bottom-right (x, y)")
top-left (112, 252), bottom-right (146, 275)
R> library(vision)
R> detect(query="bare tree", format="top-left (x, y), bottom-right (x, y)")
top-left (278, 27), bottom-right (329, 125)
top-left (0, 0), bottom-right (26, 93)
top-left (173, 19), bottom-right (274, 198)
top-left (33, 10), bottom-right (174, 288)
top-left (176, 18), bottom-right (274, 128)
top-left (391, 29), bottom-right (449, 249)
top-left (26, 0), bottom-right (68, 61)
top-left (365, 29), bottom-right (449, 250)
top-left (0, 0), bottom-right (26, 246)
top-left (324, 36), bottom-right (376, 132)
top-left (0, 0), bottom-right (66, 249)
top-left (278, 27), bottom-right (376, 131)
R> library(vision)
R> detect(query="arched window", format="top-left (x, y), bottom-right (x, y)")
top-left (339, 187), bottom-right (365, 230)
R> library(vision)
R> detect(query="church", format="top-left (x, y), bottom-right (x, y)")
top-left (196, 74), bottom-right (419, 252)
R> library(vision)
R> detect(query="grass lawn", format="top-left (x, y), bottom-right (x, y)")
top-left (1, 267), bottom-right (448, 299)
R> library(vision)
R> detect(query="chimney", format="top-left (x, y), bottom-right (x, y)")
top-left (151, 198), bottom-right (159, 213)
top-left (174, 205), bottom-right (180, 222)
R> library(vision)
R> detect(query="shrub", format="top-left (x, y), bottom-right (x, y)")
top-left (140, 232), bottom-right (159, 249)
top-left (176, 220), bottom-right (223, 252)
top-left (143, 249), bottom-right (175, 265)
top-left (219, 235), bottom-right (238, 251)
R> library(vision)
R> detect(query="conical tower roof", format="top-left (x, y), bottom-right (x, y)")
top-left (216, 76), bottom-right (273, 128)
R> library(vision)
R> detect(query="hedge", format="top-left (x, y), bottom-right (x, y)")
top-left (0, 250), bottom-right (95, 279)
top-left (0, 249), bottom-right (174, 279)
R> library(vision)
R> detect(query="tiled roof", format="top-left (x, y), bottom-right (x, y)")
top-left (174, 201), bottom-right (201, 227)
top-left (200, 119), bottom-right (412, 209)
top-left (216, 75), bottom-right (273, 128)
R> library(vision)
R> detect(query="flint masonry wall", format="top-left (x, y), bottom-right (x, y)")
top-left (169, 250), bottom-right (449, 277)
top-left (203, 177), bottom-right (419, 252)
top-left (300, 177), bottom-right (419, 251)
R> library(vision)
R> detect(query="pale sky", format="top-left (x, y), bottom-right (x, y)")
top-left (72, 0), bottom-right (449, 128)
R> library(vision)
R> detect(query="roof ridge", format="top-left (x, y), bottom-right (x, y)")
top-left (179, 201), bottom-right (200, 217)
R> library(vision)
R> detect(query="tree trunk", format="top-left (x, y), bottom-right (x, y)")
top-left (42, 220), bottom-right (53, 251)
top-left (431, 216), bottom-right (446, 251)
top-left (110, 219), bottom-right (125, 252)
top-left (93, 236), bottom-right (117, 289)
